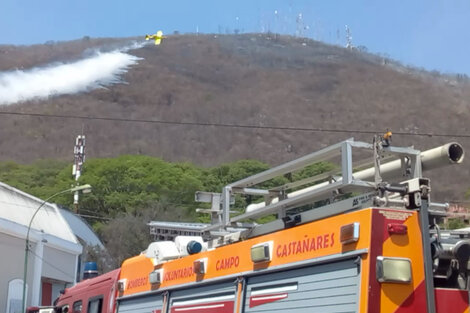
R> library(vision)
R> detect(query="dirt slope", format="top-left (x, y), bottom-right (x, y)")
top-left (1, 34), bottom-right (469, 201)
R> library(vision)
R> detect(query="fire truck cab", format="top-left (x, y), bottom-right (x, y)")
top-left (55, 269), bottom-right (120, 313)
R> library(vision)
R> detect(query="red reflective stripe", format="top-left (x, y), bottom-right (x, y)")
top-left (170, 301), bottom-right (234, 313)
top-left (249, 293), bottom-right (288, 308)
top-left (369, 210), bottom-right (385, 312)
top-left (393, 281), bottom-right (427, 313)
top-left (435, 289), bottom-right (469, 313)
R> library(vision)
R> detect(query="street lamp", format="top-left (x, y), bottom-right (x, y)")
top-left (21, 184), bottom-right (92, 313)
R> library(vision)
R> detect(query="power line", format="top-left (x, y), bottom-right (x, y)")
top-left (0, 110), bottom-right (469, 138)
top-left (77, 213), bottom-right (112, 221)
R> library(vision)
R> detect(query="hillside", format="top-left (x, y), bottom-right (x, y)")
top-left (0, 34), bottom-right (469, 201)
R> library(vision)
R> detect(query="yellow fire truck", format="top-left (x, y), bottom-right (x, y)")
top-left (63, 136), bottom-right (470, 313)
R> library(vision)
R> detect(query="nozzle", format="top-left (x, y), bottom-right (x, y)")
top-left (448, 143), bottom-right (465, 163)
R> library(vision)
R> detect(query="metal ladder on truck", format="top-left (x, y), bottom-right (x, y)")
top-left (193, 135), bottom-right (466, 313)
top-left (196, 136), bottom-right (462, 239)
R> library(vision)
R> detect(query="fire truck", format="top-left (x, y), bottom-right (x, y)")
top-left (55, 269), bottom-right (120, 313)
top-left (57, 136), bottom-right (470, 313)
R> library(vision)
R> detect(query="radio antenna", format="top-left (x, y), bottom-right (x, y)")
top-left (72, 133), bottom-right (86, 213)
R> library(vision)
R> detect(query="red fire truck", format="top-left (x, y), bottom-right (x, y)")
top-left (55, 269), bottom-right (120, 313)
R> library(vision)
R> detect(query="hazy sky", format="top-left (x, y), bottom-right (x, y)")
top-left (1, 0), bottom-right (469, 75)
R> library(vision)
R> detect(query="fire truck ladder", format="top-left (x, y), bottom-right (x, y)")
top-left (196, 137), bottom-right (463, 242)
top-left (194, 137), bottom-right (464, 313)
top-left (194, 136), bottom-right (465, 313)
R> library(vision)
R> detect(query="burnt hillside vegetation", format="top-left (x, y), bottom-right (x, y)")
top-left (0, 34), bottom-right (469, 201)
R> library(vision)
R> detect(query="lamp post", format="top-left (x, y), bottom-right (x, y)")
top-left (21, 184), bottom-right (92, 313)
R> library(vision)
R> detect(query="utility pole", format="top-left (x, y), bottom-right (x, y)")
top-left (72, 134), bottom-right (86, 213)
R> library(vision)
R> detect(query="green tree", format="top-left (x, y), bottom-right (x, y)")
top-left (202, 159), bottom-right (270, 192)
top-left (0, 159), bottom-right (70, 199)
top-left (77, 155), bottom-right (204, 220)
top-left (447, 218), bottom-right (467, 230)
top-left (0, 155), bottom-right (337, 266)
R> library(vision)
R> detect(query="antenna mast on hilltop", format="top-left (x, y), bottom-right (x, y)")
top-left (72, 134), bottom-right (86, 213)
top-left (345, 25), bottom-right (353, 49)
top-left (296, 13), bottom-right (303, 37)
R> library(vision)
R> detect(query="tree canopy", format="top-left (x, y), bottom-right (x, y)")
top-left (0, 155), bottom-right (335, 267)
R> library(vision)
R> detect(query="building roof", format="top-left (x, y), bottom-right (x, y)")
top-left (60, 208), bottom-right (104, 248)
top-left (0, 181), bottom-right (78, 244)
top-left (148, 221), bottom-right (209, 231)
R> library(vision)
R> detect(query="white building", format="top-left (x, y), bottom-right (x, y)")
top-left (0, 182), bottom-right (82, 313)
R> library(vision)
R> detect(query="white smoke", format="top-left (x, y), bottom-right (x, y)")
top-left (0, 44), bottom-right (144, 105)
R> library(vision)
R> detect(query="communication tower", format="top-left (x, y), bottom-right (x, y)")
top-left (345, 25), bottom-right (353, 49)
top-left (72, 134), bottom-right (86, 213)
top-left (295, 13), bottom-right (303, 37)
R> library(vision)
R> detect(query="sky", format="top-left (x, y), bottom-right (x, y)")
top-left (1, 0), bottom-right (469, 75)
